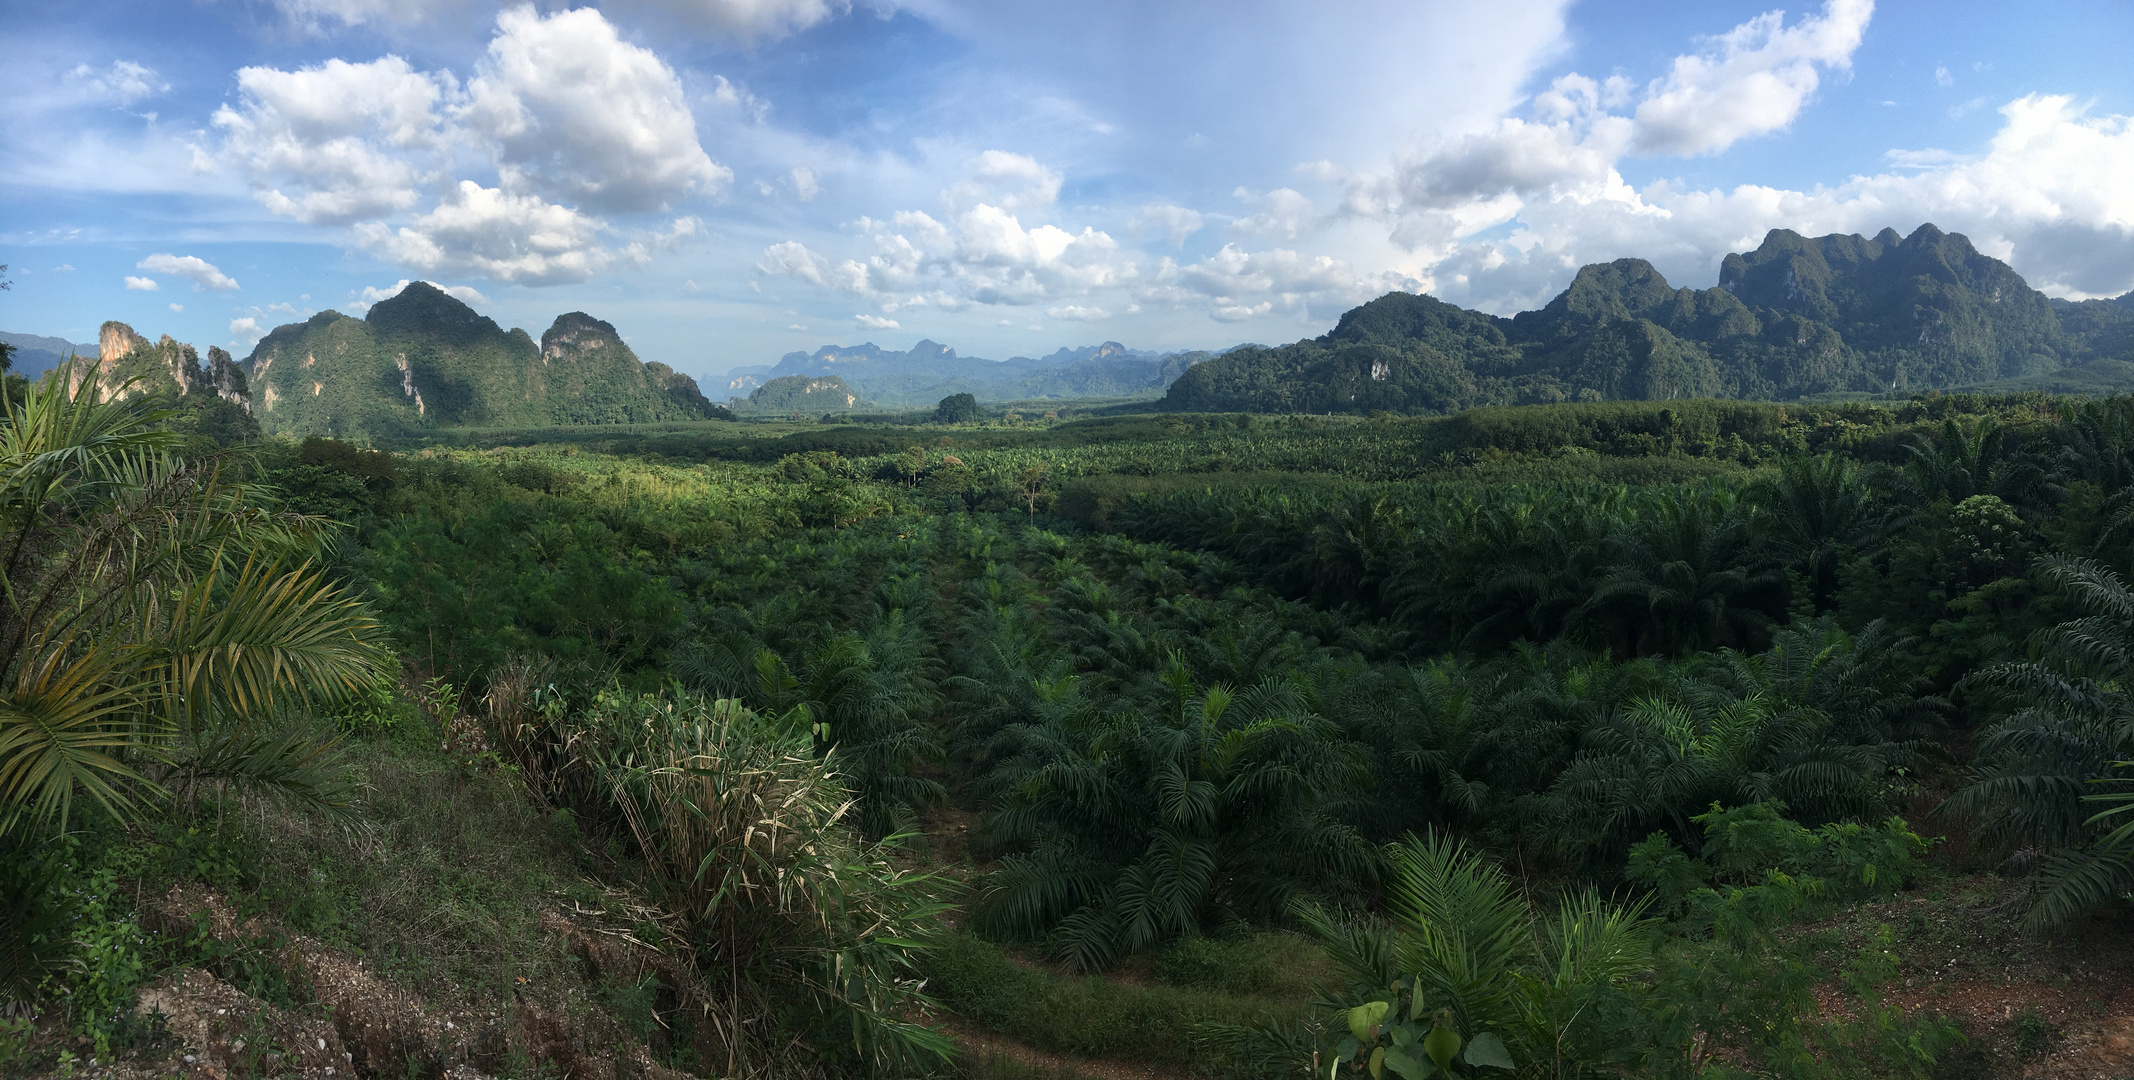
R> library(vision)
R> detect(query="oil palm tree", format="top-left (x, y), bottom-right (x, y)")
top-left (1208, 833), bottom-right (1653, 1080)
top-left (1901, 416), bottom-right (2051, 512)
top-left (677, 612), bottom-right (945, 836)
top-left (1751, 454), bottom-right (1889, 612)
top-left (1543, 635), bottom-right (1912, 866)
top-left (1580, 488), bottom-right (1786, 657)
top-left (0, 371), bottom-right (393, 835)
top-left (1949, 554), bottom-right (2134, 925)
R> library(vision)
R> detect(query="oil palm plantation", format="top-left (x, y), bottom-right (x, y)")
top-left (974, 662), bottom-right (1374, 970)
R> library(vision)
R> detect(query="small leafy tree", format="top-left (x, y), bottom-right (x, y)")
top-left (897, 444), bottom-right (927, 488)
top-left (933, 392), bottom-right (979, 424)
top-left (1017, 464), bottom-right (1051, 524)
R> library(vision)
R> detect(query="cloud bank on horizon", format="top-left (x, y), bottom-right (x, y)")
top-left (1, 0), bottom-right (2130, 370)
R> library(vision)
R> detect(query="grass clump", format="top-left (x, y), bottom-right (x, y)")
top-left (1149, 932), bottom-right (1334, 1000)
top-left (921, 930), bottom-right (1308, 1075)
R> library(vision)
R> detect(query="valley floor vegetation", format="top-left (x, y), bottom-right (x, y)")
top-left (5, 376), bottom-right (2134, 1080)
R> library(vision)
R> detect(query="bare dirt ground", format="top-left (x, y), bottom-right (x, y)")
top-left (1804, 879), bottom-right (2134, 1079)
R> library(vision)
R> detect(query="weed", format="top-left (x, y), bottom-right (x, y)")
top-left (177, 917), bottom-right (312, 1009)
top-left (596, 975), bottom-right (662, 1044)
top-left (2011, 1008), bottom-right (2055, 1057)
top-left (0, 1017), bottom-right (31, 1068)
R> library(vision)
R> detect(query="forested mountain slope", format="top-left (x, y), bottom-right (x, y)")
top-left (762, 338), bottom-right (1209, 405)
top-left (241, 282), bottom-right (723, 438)
top-left (1168, 224), bottom-right (2134, 413)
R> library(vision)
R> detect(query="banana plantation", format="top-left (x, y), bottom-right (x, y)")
top-left (4, 377), bottom-right (2133, 1079)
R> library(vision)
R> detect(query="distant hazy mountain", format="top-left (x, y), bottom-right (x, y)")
top-left (747, 374), bottom-right (864, 411)
top-left (724, 364), bottom-right (775, 395)
top-left (240, 282), bottom-right (726, 438)
top-left (1167, 224), bottom-right (2134, 414)
top-left (752, 338), bottom-right (1208, 405)
top-left (0, 331), bottom-right (97, 378)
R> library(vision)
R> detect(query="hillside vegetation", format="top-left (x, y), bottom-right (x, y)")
top-left (1169, 225), bottom-right (2134, 413)
top-left (752, 340), bottom-right (1206, 406)
top-left (240, 283), bottom-right (725, 438)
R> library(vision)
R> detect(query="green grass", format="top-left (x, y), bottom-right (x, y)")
top-left (131, 736), bottom-right (606, 1007)
top-left (920, 931), bottom-right (1317, 1076)
top-left (1148, 932), bottom-right (1336, 1000)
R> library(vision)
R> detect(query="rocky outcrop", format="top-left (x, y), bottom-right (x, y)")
top-left (68, 322), bottom-right (253, 412)
top-left (539, 311), bottom-right (620, 363)
top-left (748, 374), bottom-right (863, 410)
top-left (206, 346), bottom-right (252, 413)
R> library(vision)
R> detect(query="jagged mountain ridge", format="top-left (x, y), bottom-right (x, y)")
top-left (68, 322), bottom-right (253, 409)
top-left (240, 282), bottom-right (723, 438)
top-left (1166, 224), bottom-right (2134, 414)
top-left (756, 338), bottom-right (1208, 405)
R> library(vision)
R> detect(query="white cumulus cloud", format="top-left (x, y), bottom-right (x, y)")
top-left (214, 56), bottom-right (448, 225)
top-left (169, 303), bottom-right (184, 313)
top-left (230, 317), bottom-right (265, 347)
top-left (855, 313), bottom-right (899, 329)
top-left (757, 152), bottom-right (1135, 319)
top-left (463, 5), bottom-right (730, 213)
top-left (124, 276), bottom-right (158, 291)
top-left (64, 61), bottom-right (168, 107)
top-left (757, 240), bottom-right (826, 285)
top-left (1384, 0), bottom-right (1871, 251)
top-left (354, 181), bottom-right (612, 285)
top-left (1631, 0), bottom-right (1872, 156)
top-left (1045, 305), bottom-right (1111, 321)
top-left (138, 254), bottom-right (238, 291)
top-left (1129, 204), bottom-right (1204, 248)
top-left (1229, 187), bottom-right (1322, 241)
top-left (1141, 245), bottom-right (1425, 323)
top-left (213, 5), bottom-right (725, 286)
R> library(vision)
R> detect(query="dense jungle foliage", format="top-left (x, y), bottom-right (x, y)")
top-left (5, 365), bottom-right (2134, 1079)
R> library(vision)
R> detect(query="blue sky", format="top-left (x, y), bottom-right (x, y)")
top-left (3, 0), bottom-right (2130, 384)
